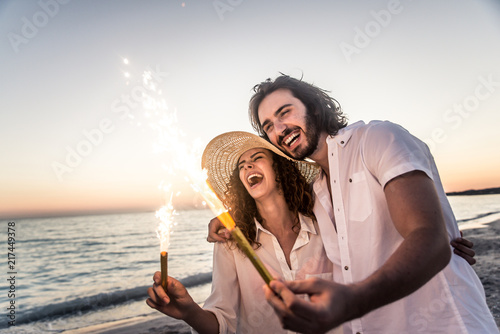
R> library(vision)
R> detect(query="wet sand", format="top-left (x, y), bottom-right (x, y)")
top-left (462, 219), bottom-right (500, 327)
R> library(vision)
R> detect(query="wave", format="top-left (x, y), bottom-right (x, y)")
top-left (5, 272), bottom-right (212, 328)
top-left (456, 210), bottom-right (500, 224)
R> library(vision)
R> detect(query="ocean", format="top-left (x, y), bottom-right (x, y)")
top-left (2, 194), bottom-right (500, 333)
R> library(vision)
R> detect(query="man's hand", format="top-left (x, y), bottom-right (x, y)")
top-left (207, 216), bottom-right (231, 243)
top-left (263, 278), bottom-right (353, 334)
top-left (451, 231), bottom-right (476, 265)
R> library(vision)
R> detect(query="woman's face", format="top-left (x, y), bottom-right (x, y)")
top-left (237, 148), bottom-right (278, 200)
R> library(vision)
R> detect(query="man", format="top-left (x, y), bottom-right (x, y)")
top-left (208, 75), bottom-right (496, 333)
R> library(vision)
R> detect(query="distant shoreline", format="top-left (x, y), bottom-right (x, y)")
top-left (446, 187), bottom-right (500, 196)
top-left (3, 187), bottom-right (499, 220)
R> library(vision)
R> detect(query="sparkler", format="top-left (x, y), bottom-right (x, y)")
top-left (160, 251), bottom-right (168, 290)
top-left (156, 188), bottom-right (174, 291)
top-left (119, 58), bottom-right (183, 291)
top-left (120, 58), bottom-right (272, 290)
top-left (156, 191), bottom-right (176, 291)
top-left (120, 60), bottom-right (180, 292)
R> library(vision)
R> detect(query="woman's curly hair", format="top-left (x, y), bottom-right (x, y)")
top-left (222, 151), bottom-right (316, 251)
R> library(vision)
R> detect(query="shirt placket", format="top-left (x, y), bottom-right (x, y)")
top-left (290, 228), bottom-right (310, 271)
top-left (271, 236), bottom-right (293, 281)
top-left (329, 137), bottom-right (364, 334)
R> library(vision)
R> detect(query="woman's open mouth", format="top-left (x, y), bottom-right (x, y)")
top-left (247, 173), bottom-right (263, 187)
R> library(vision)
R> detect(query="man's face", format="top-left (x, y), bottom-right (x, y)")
top-left (257, 89), bottom-right (319, 160)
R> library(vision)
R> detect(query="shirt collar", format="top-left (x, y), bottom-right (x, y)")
top-left (298, 214), bottom-right (317, 235)
top-left (326, 120), bottom-right (365, 148)
top-left (254, 214), bottom-right (318, 239)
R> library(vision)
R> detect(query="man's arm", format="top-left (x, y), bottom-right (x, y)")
top-left (264, 171), bottom-right (452, 333)
top-left (351, 170), bottom-right (451, 314)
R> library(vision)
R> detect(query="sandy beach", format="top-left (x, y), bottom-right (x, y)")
top-left (65, 219), bottom-right (500, 333)
top-left (463, 218), bottom-right (500, 328)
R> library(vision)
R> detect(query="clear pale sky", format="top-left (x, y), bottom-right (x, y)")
top-left (1, 0), bottom-right (499, 218)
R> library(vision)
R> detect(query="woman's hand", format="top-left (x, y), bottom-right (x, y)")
top-left (146, 272), bottom-right (196, 320)
top-left (450, 231), bottom-right (476, 265)
top-left (207, 216), bottom-right (231, 243)
top-left (146, 272), bottom-right (220, 333)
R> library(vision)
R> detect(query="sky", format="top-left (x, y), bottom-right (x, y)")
top-left (1, 0), bottom-right (500, 218)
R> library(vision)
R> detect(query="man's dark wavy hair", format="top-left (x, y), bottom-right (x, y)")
top-left (249, 74), bottom-right (348, 141)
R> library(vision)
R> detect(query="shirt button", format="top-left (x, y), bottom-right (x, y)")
top-left (344, 266), bottom-right (349, 270)
top-left (356, 332), bottom-right (361, 334)
top-left (340, 141), bottom-right (344, 144)
top-left (349, 178), bottom-right (352, 182)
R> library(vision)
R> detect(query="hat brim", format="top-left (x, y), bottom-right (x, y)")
top-left (201, 131), bottom-right (320, 201)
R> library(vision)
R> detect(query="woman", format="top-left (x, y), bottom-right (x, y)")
top-left (147, 131), bottom-right (338, 333)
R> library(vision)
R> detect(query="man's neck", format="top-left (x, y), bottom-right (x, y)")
top-left (308, 132), bottom-right (330, 177)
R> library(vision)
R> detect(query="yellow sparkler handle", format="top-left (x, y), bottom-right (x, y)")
top-left (161, 251), bottom-right (168, 291)
top-left (217, 211), bottom-right (236, 230)
top-left (231, 227), bottom-right (274, 285)
top-left (216, 207), bottom-right (274, 285)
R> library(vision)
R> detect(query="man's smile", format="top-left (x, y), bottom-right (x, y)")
top-left (280, 129), bottom-right (302, 151)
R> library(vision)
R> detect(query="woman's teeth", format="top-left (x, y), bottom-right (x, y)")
top-left (247, 173), bottom-right (263, 186)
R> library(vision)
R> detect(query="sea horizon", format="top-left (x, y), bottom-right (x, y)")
top-left (3, 185), bottom-right (500, 221)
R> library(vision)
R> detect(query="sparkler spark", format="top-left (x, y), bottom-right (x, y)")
top-left (118, 59), bottom-right (183, 251)
top-left (189, 169), bottom-right (228, 216)
top-left (155, 191), bottom-right (176, 252)
top-left (119, 58), bottom-right (206, 290)
top-left (156, 191), bottom-right (175, 291)
top-left (120, 58), bottom-right (271, 286)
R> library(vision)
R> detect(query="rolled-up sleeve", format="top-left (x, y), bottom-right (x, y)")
top-left (361, 121), bottom-right (434, 188)
top-left (198, 242), bottom-right (239, 334)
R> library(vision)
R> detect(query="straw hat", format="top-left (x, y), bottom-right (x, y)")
top-left (202, 131), bottom-right (320, 201)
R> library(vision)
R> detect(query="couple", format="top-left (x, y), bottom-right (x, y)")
top-left (148, 75), bottom-right (497, 333)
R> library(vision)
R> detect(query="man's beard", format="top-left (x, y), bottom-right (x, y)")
top-left (288, 113), bottom-right (320, 160)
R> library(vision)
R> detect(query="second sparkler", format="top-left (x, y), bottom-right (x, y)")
top-left (217, 212), bottom-right (273, 285)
